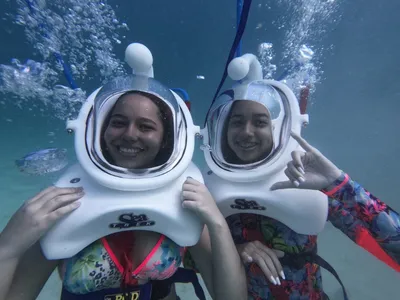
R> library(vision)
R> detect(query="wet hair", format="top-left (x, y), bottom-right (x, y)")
top-left (100, 91), bottom-right (174, 168)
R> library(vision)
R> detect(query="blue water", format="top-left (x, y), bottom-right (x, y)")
top-left (0, 0), bottom-right (399, 299)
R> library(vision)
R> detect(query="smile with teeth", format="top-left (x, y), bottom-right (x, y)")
top-left (237, 142), bottom-right (258, 150)
top-left (117, 146), bottom-right (144, 155)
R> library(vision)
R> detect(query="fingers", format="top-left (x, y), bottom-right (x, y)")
top-left (240, 242), bottom-right (285, 285)
top-left (270, 156), bottom-right (306, 191)
top-left (182, 190), bottom-right (198, 202)
top-left (32, 187), bottom-right (83, 210)
top-left (40, 191), bottom-right (84, 214)
top-left (254, 242), bottom-right (284, 281)
top-left (27, 186), bottom-right (57, 204)
top-left (284, 168), bottom-right (300, 187)
top-left (181, 190), bottom-right (200, 212)
top-left (184, 177), bottom-right (201, 186)
top-left (287, 161), bottom-right (305, 184)
top-left (182, 183), bottom-right (198, 193)
top-left (291, 151), bottom-right (306, 174)
top-left (251, 250), bottom-right (281, 286)
top-left (263, 247), bottom-right (284, 279)
top-left (270, 180), bottom-right (294, 191)
top-left (240, 251), bottom-right (253, 263)
top-left (183, 177), bottom-right (205, 194)
top-left (183, 180), bottom-right (210, 197)
top-left (181, 199), bottom-right (198, 211)
top-left (291, 131), bottom-right (314, 152)
top-left (44, 201), bottom-right (82, 227)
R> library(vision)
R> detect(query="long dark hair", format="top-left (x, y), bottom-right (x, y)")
top-left (100, 91), bottom-right (174, 167)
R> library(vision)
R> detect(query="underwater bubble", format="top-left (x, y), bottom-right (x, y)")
top-left (267, 0), bottom-right (340, 97)
top-left (258, 42), bottom-right (273, 51)
top-left (2, 0), bottom-right (127, 120)
top-left (298, 44), bottom-right (314, 64)
top-left (15, 148), bottom-right (68, 175)
top-left (258, 43), bottom-right (276, 79)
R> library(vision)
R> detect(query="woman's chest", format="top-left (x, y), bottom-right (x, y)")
top-left (60, 231), bottom-right (184, 294)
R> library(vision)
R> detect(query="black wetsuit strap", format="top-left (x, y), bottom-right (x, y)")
top-left (312, 254), bottom-right (349, 300)
top-left (282, 253), bottom-right (349, 300)
top-left (153, 268), bottom-right (206, 300)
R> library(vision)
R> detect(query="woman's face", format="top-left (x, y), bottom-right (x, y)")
top-left (103, 93), bottom-right (165, 169)
top-left (226, 100), bottom-right (274, 163)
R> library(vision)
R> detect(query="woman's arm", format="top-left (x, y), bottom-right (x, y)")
top-left (182, 178), bottom-right (248, 300)
top-left (0, 186), bottom-right (84, 299)
top-left (0, 247), bottom-right (19, 299)
top-left (324, 172), bottom-right (400, 270)
top-left (189, 222), bottom-right (247, 300)
top-left (0, 242), bottom-right (59, 300)
top-left (270, 132), bottom-right (400, 271)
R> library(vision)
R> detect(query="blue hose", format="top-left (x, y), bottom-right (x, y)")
top-left (236, 0), bottom-right (244, 57)
top-left (25, 0), bottom-right (78, 89)
top-left (204, 0), bottom-right (253, 125)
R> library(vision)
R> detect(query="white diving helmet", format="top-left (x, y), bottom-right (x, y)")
top-left (202, 53), bottom-right (310, 182)
top-left (200, 53), bottom-right (328, 235)
top-left (40, 44), bottom-right (204, 259)
top-left (68, 43), bottom-right (199, 191)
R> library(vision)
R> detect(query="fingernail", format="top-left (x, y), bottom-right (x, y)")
top-left (280, 270), bottom-right (286, 280)
top-left (187, 176), bottom-right (193, 179)
top-left (270, 276), bottom-right (277, 285)
top-left (298, 167), bottom-right (305, 175)
top-left (293, 180), bottom-right (300, 187)
top-left (276, 277), bottom-right (281, 285)
top-left (73, 201), bottom-right (81, 208)
top-left (298, 176), bottom-right (305, 183)
top-left (76, 187), bottom-right (83, 192)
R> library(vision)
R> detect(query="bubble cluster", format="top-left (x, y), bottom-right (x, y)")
top-left (258, 42), bottom-right (277, 79)
top-left (0, 59), bottom-right (86, 119)
top-left (15, 0), bottom-right (127, 81)
top-left (257, 0), bottom-right (340, 99)
top-left (15, 147), bottom-right (69, 175)
top-left (278, 0), bottom-right (339, 66)
top-left (0, 0), bottom-right (128, 120)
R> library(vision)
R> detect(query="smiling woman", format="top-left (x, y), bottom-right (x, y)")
top-left (102, 91), bottom-right (174, 169)
top-left (206, 80), bottom-right (286, 170)
top-left (0, 38), bottom-right (251, 300)
top-left (223, 100), bottom-right (274, 164)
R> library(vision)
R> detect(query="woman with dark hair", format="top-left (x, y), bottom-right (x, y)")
top-left (187, 53), bottom-right (400, 300)
top-left (100, 91), bottom-right (174, 168)
top-left (0, 81), bottom-right (247, 300)
top-left (221, 100), bottom-right (274, 165)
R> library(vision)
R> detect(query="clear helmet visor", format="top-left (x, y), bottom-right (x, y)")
top-left (86, 75), bottom-right (186, 178)
top-left (206, 81), bottom-right (290, 169)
